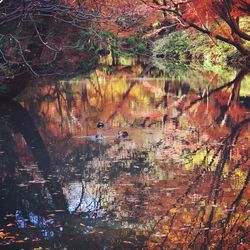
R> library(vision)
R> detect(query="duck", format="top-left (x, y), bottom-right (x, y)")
top-left (95, 134), bottom-right (104, 141)
top-left (97, 121), bottom-right (105, 128)
top-left (117, 131), bottom-right (128, 139)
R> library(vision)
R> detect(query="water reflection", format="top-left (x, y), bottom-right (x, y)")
top-left (0, 100), bottom-right (69, 247)
top-left (0, 61), bottom-right (249, 249)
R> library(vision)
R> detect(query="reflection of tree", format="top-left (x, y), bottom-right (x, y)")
top-left (187, 69), bottom-right (249, 111)
top-left (145, 144), bottom-right (249, 248)
top-left (0, 99), bottom-right (67, 213)
top-left (143, 72), bottom-right (250, 249)
top-left (1, 96), bottom-right (154, 248)
top-left (6, 61), bottom-right (249, 248)
top-left (107, 79), bottom-right (138, 123)
top-left (0, 71), bottom-right (31, 99)
top-left (19, 62), bottom-right (166, 138)
top-left (160, 69), bottom-right (250, 131)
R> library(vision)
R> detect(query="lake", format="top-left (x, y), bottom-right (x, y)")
top-left (0, 57), bottom-right (250, 249)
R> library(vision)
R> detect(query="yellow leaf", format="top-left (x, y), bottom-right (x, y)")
top-left (169, 208), bottom-right (177, 213)
top-left (6, 223), bottom-right (14, 227)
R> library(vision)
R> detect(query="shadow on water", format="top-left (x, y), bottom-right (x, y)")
top-left (0, 100), bottom-right (151, 249)
top-left (0, 60), bottom-right (250, 249)
top-left (0, 71), bottom-right (31, 100)
top-left (0, 99), bottom-right (77, 249)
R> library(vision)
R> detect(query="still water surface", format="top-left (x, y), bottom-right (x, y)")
top-left (0, 58), bottom-right (250, 249)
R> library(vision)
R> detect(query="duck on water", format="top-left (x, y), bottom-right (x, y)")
top-left (78, 122), bottom-right (128, 141)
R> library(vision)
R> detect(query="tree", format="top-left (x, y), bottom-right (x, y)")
top-left (141, 0), bottom-right (250, 57)
top-left (80, 0), bottom-right (159, 36)
top-left (0, 0), bottom-right (99, 77)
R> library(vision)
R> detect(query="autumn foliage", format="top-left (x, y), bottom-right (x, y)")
top-left (140, 0), bottom-right (250, 55)
top-left (80, 0), bottom-right (160, 36)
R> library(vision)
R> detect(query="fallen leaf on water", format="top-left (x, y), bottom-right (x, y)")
top-left (5, 236), bottom-right (15, 239)
top-left (15, 240), bottom-right (24, 243)
top-left (54, 210), bottom-right (65, 213)
top-left (0, 232), bottom-right (7, 239)
top-left (32, 238), bottom-right (41, 242)
top-left (17, 184), bottom-right (29, 187)
top-left (169, 208), bottom-right (177, 213)
top-left (153, 232), bottom-right (167, 238)
top-left (123, 241), bottom-right (133, 244)
top-left (28, 180), bottom-right (47, 184)
top-left (165, 187), bottom-right (179, 191)
top-left (6, 214), bottom-right (15, 218)
top-left (199, 200), bottom-right (206, 207)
